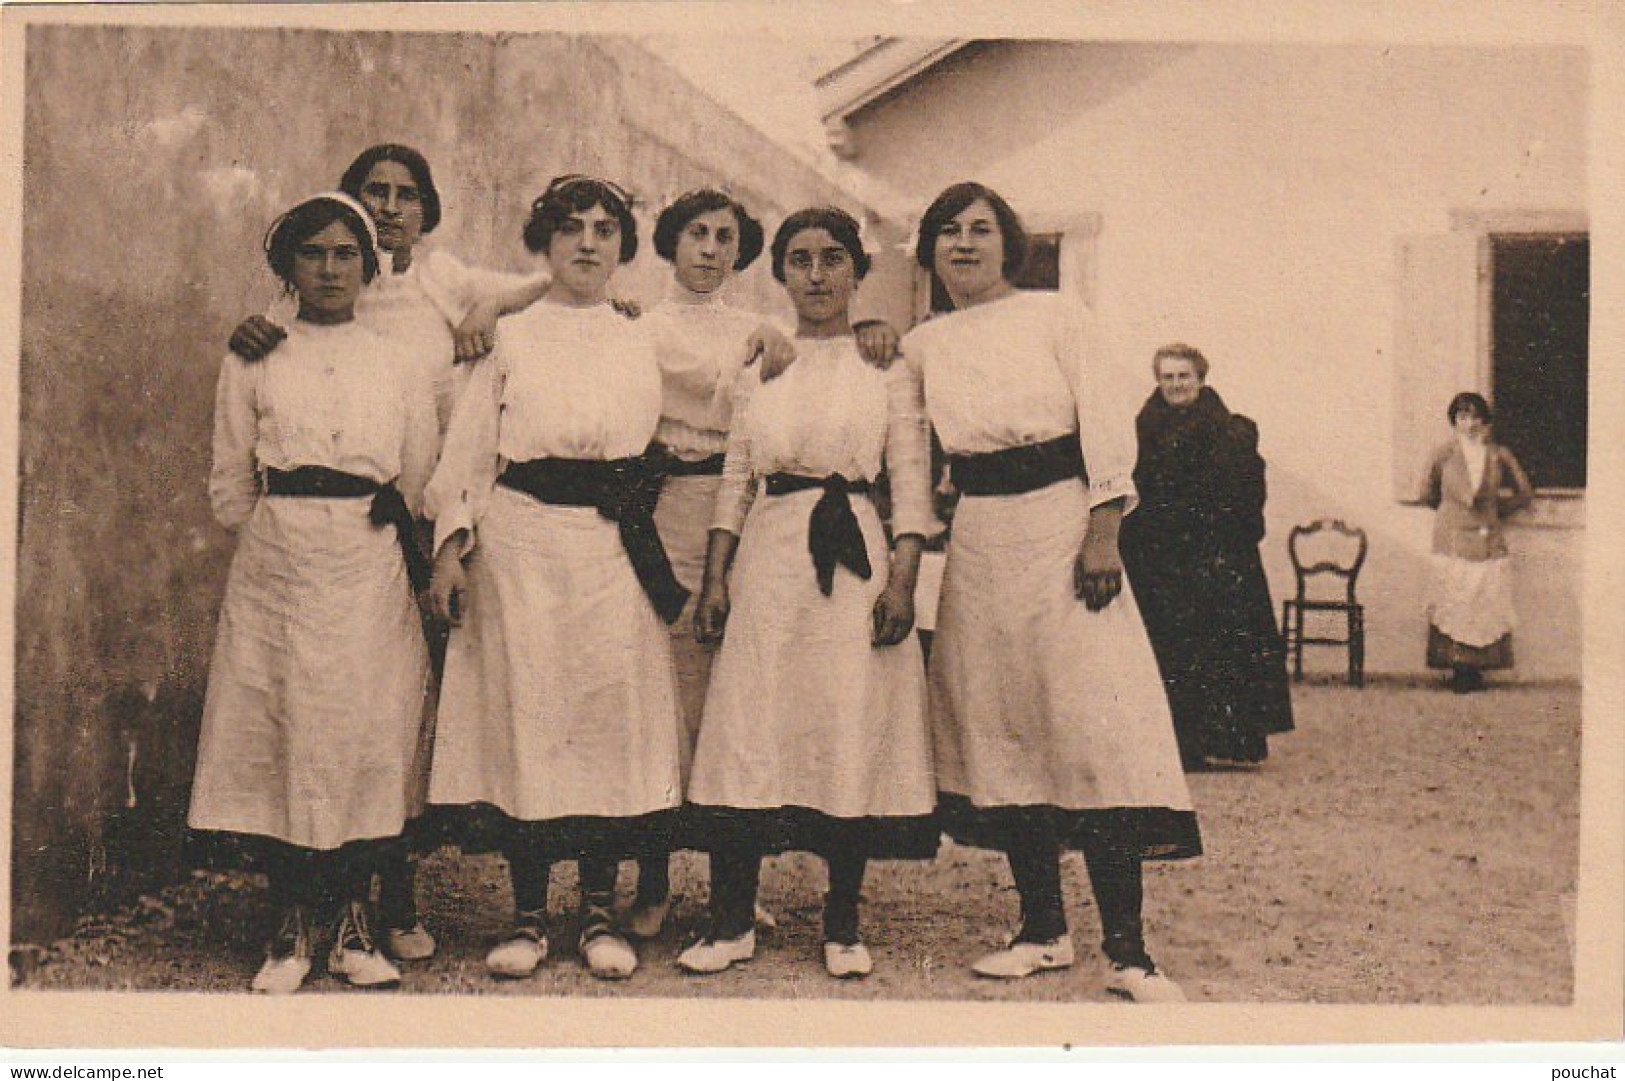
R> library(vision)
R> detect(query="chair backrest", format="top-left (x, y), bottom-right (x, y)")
top-left (1287, 519), bottom-right (1368, 602)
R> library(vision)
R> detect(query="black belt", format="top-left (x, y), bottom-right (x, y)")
top-left (949, 435), bottom-right (1087, 497)
top-left (264, 466), bottom-right (430, 592)
top-left (764, 472), bottom-right (873, 596)
top-left (653, 449), bottom-right (727, 477)
top-left (498, 457), bottom-right (690, 624)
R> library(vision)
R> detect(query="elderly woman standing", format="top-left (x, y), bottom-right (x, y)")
top-left (1119, 344), bottom-right (1294, 770)
top-left (677, 207), bottom-right (936, 979)
top-left (191, 193), bottom-right (436, 993)
top-left (902, 182), bottom-right (1198, 1002)
top-left (424, 175), bottom-right (684, 981)
top-left (1420, 392), bottom-right (1533, 693)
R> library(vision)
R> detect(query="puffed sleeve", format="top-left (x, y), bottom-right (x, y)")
top-left (709, 368), bottom-right (763, 536)
top-left (882, 356), bottom-right (937, 540)
top-left (208, 353), bottom-right (262, 532)
top-left (418, 249), bottom-right (551, 327)
top-left (396, 372), bottom-right (439, 517)
top-left (1055, 303), bottom-right (1139, 513)
top-left (424, 345), bottom-right (507, 555)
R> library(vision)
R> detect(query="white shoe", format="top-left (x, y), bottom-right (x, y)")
top-left (754, 903), bottom-right (778, 931)
top-left (485, 926), bottom-right (548, 979)
top-left (1105, 963), bottom-right (1187, 1002)
top-left (251, 952), bottom-right (312, 995)
top-left (823, 941), bottom-right (873, 979)
top-left (971, 936), bottom-right (1076, 979)
top-left (386, 921), bottom-right (437, 961)
top-left (676, 929), bottom-right (756, 975)
top-left (251, 905), bottom-right (313, 994)
top-left (581, 931), bottom-right (638, 980)
top-left (623, 896), bottom-right (672, 940)
top-left (328, 902), bottom-right (401, 988)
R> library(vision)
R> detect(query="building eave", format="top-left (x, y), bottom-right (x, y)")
top-left (817, 37), bottom-right (968, 159)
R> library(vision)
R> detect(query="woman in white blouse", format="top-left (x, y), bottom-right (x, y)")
top-left (624, 189), bottom-right (901, 939)
top-left (424, 175), bottom-right (684, 982)
top-left (190, 193), bottom-right (436, 994)
top-left (225, 144), bottom-right (554, 962)
top-left (902, 183), bottom-right (1197, 1002)
top-left (676, 207), bottom-right (936, 980)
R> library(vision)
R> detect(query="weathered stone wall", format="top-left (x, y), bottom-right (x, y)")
top-left (13, 24), bottom-right (865, 943)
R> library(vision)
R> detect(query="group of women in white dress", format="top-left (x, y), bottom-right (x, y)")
top-left (188, 144), bottom-right (1200, 1003)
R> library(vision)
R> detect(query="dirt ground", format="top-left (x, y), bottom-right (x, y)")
top-left (16, 680), bottom-right (1581, 1005)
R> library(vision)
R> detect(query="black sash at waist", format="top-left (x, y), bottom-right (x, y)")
top-left (949, 435), bottom-right (1087, 497)
top-left (497, 457), bottom-right (690, 624)
top-left (264, 465), bottom-right (430, 592)
top-left (764, 472), bottom-right (873, 596)
top-left (651, 447), bottom-right (727, 477)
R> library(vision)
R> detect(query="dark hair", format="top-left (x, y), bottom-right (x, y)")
top-left (1153, 343), bottom-right (1211, 380)
top-left (915, 181), bottom-right (1029, 281)
top-left (770, 207), bottom-right (871, 283)
top-left (522, 175), bottom-right (638, 263)
top-left (339, 144), bottom-right (442, 234)
top-left (653, 189), bottom-right (764, 272)
top-left (1448, 391), bottom-right (1492, 424)
top-left (263, 196), bottom-right (380, 289)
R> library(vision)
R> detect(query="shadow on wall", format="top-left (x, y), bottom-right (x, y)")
top-left (14, 281), bottom-right (229, 943)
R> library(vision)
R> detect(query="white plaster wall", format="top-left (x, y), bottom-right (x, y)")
top-left (845, 41), bottom-right (1587, 678)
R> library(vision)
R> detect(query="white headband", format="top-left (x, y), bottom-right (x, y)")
top-left (307, 190), bottom-right (380, 256)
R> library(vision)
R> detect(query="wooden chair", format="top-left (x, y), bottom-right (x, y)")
top-left (1281, 518), bottom-right (1368, 686)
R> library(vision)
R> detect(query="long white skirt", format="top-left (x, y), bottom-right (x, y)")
top-left (429, 485), bottom-right (683, 823)
top-left (931, 481), bottom-right (1193, 818)
top-left (653, 472), bottom-right (719, 778)
top-left (690, 489), bottom-right (935, 822)
top-left (189, 497), bottom-right (428, 851)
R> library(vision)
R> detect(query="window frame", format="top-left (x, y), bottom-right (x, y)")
top-left (1448, 209), bottom-right (1588, 526)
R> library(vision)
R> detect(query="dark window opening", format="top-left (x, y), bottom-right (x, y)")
top-left (1490, 233), bottom-right (1588, 489)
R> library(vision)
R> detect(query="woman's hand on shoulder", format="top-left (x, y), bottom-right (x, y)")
top-left (229, 315), bottom-right (287, 362)
top-left (748, 323), bottom-right (797, 381)
top-left (454, 301), bottom-right (503, 365)
top-left (853, 319), bottom-right (900, 370)
top-left (871, 579), bottom-right (916, 647)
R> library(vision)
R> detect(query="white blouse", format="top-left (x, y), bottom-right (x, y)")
top-left (712, 336), bottom-right (935, 540)
top-left (269, 247), bottom-right (550, 435)
top-left (209, 318), bottom-right (437, 531)
top-left (1456, 434), bottom-right (1489, 494)
top-left (424, 301), bottom-right (663, 553)
top-left (901, 291), bottom-right (1137, 511)
top-left (640, 293), bottom-right (765, 461)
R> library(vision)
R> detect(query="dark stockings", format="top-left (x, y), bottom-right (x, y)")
top-left (376, 839), bottom-right (420, 931)
top-left (634, 853), bottom-right (671, 907)
top-left (1081, 843), bottom-right (1153, 970)
top-left (1003, 822), bottom-right (1154, 968)
top-left (1005, 831), bottom-right (1068, 944)
top-left (707, 847), bottom-right (762, 940)
top-left (501, 830), bottom-right (619, 941)
top-left (823, 853), bottom-right (867, 946)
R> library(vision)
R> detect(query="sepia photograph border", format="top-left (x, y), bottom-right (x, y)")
top-left (0, 0), bottom-right (1620, 1051)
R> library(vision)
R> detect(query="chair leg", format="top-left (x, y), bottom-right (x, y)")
top-left (1351, 609), bottom-right (1365, 688)
top-left (1292, 602), bottom-right (1306, 681)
